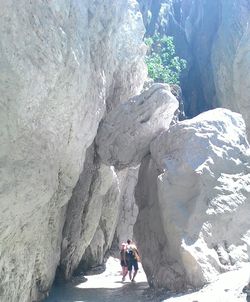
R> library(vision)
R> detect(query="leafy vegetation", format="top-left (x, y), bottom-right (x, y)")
top-left (145, 34), bottom-right (186, 84)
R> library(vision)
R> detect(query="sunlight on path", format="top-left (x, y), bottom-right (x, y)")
top-left (45, 257), bottom-right (149, 302)
top-left (45, 258), bottom-right (250, 302)
top-left (76, 257), bottom-right (147, 289)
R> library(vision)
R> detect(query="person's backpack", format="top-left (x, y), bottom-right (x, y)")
top-left (127, 247), bottom-right (140, 261)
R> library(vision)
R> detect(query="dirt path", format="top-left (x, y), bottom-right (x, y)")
top-left (45, 258), bottom-right (250, 302)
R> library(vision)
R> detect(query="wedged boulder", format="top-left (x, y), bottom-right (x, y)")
top-left (96, 83), bottom-right (179, 169)
top-left (135, 108), bottom-right (250, 290)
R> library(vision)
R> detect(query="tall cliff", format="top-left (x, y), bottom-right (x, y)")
top-left (1, 1), bottom-right (250, 301)
top-left (138, 0), bottom-right (250, 138)
top-left (0, 1), bottom-right (146, 301)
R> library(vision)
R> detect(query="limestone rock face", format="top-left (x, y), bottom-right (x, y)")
top-left (0, 1), bottom-right (146, 301)
top-left (60, 145), bottom-right (121, 279)
top-left (135, 108), bottom-right (250, 290)
top-left (78, 165), bottom-right (122, 271)
top-left (211, 0), bottom-right (250, 140)
top-left (96, 84), bottom-right (179, 169)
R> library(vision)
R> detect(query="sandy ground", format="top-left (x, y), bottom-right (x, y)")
top-left (45, 258), bottom-right (250, 302)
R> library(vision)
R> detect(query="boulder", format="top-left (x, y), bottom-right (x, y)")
top-left (96, 83), bottom-right (179, 169)
top-left (135, 108), bottom-right (250, 290)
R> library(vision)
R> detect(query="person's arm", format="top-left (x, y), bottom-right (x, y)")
top-left (123, 251), bottom-right (127, 264)
top-left (135, 248), bottom-right (140, 261)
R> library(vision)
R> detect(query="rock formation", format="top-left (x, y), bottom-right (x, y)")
top-left (135, 108), bottom-right (250, 290)
top-left (96, 83), bottom-right (179, 169)
top-left (212, 1), bottom-right (250, 140)
top-left (138, 0), bottom-right (250, 141)
top-left (0, 1), bottom-right (146, 301)
top-left (1, 0), bottom-right (250, 301)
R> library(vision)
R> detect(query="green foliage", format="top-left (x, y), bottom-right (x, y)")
top-left (145, 34), bottom-right (186, 84)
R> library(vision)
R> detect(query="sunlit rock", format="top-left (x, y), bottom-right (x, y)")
top-left (135, 108), bottom-right (250, 290)
top-left (96, 83), bottom-right (179, 169)
top-left (0, 1), bottom-right (146, 300)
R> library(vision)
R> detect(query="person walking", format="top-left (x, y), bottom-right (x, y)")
top-left (120, 242), bottom-right (128, 281)
top-left (126, 239), bottom-right (140, 282)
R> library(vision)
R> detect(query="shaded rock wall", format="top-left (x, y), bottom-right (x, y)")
top-left (138, 0), bottom-right (250, 140)
top-left (134, 155), bottom-right (185, 289)
top-left (0, 1), bottom-right (146, 301)
top-left (212, 0), bottom-right (250, 140)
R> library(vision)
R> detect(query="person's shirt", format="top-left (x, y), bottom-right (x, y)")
top-left (127, 244), bottom-right (139, 261)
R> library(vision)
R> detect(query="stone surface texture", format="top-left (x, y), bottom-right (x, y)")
top-left (138, 0), bottom-right (250, 140)
top-left (211, 0), bottom-right (250, 140)
top-left (0, 1), bottom-right (146, 301)
top-left (135, 108), bottom-right (250, 290)
top-left (115, 167), bottom-right (140, 245)
top-left (96, 83), bottom-right (179, 169)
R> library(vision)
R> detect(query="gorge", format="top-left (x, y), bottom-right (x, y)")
top-left (0, 1), bottom-right (250, 301)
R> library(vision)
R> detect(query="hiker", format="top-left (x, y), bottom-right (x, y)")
top-left (126, 239), bottom-right (140, 282)
top-left (120, 242), bottom-right (128, 281)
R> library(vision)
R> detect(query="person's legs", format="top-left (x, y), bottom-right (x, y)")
top-left (122, 266), bottom-right (126, 281)
top-left (123, 266), bottom-right (128, 280)
top-left (131, 261), bottom-right (139, 281)
top-left (124, 266), bottom-right (128, 277)
top-left (128, 262), bottom-right (132, 280)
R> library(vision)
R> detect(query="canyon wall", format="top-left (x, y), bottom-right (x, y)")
top-left (1, 0), bottom-right (250, 301)
top-left (138, 0), bottom-right (250, 140)
top-left (0, 1), bottom-right (146, 301)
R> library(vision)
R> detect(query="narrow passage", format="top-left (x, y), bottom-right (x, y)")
top-left (45, 257), bottom-right (150, 302)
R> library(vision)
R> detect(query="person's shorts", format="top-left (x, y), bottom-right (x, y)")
top-left (120, 260), bottom-right (127, 267)
top-left (128, 259), bottom-right (138, 271)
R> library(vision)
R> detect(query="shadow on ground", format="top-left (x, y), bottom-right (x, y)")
top-left (44, 280), bottom-right (159, 302)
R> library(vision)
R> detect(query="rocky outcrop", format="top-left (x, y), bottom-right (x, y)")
top-left (96, 83), bottom-right (179, 169)
top-left (135, 108), bottom-right (250, 290)
top-left (0, 1), bottom-right (146, 301)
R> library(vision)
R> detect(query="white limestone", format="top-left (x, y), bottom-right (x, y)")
top-left (96, 83), bottom-right (179, 169)
top-left (135, 108), bottom-right (250, 290)
top-left (0, 1), bottom-right (146, 301)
